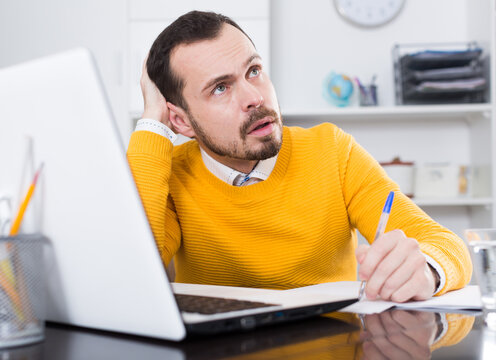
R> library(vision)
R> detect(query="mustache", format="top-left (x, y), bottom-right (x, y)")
top-left (240, 106), bottom-right (279, 136)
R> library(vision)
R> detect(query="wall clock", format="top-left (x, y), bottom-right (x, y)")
top-left (334, 0), bottom-right (406, 28)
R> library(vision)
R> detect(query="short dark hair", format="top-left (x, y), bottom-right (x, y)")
top-left (146, 11), bottom-right (253, 111)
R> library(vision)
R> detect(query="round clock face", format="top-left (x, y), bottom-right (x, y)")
top-left (334, 0), bottom-right (405, 27)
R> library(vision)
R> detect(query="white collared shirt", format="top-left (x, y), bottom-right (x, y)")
top-left (200, 148), bottom-right (277, 186)
top-left (135, 118), bottom-right (177, 142)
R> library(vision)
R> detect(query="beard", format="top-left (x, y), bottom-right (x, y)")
top-left (188, 106), bottom-right (283, 161)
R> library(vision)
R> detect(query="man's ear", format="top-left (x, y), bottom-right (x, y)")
top-left (167, 102), bottom-right (196, 138)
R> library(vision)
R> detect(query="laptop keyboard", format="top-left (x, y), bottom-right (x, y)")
top-left (175, 294), bottom-right (278, 315)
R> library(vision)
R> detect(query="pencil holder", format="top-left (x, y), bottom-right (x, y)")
top-left (359, 84), bottom-right (378, 106)
top-left (0, 234), bottom-right (47, 348)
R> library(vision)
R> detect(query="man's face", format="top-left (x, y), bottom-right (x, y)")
top-left (171, 24), bottom-right (282, 161)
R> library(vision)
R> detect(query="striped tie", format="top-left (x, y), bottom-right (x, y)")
top-left (235, 174), bottom-right (262, 186)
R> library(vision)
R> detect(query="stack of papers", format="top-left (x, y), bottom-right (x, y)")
top-left (417, 78), bottom-right (486, 91)
top-left (285, 281), bottom-right (482, 314)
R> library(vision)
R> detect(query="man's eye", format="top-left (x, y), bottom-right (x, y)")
top-left (213, 84), bottom-right (226, 95)
top-left (249, 67), bottom-right (260, 77)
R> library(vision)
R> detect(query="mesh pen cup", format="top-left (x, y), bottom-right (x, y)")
top-left (359, 84), bottom-right (378, 106)
top-left (0, 234), bottom-right (47, 348)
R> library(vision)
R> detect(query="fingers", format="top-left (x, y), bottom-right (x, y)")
top-left (359, 230), bottom-right (404, 280)
top-left (362, 312), bottom-right (400, 337)
top-left (141, 55), bottom-right (147, 74)
top-left (389, 264), bottom-right (436, 303)
top-left (386, 332), bottom-right (431, 360)
top-left (140, 54), bottom-right (152, 87)
top-left (140, 58), bottom-right (157, 96)
top-left (139, 53), bottom-right (172, 126)
top-left (392, 311), bottom-right (437, 346)
top-left (386, 313), bottom-right (433, 359)
top-left (362, 341), bottom-right (390, 360)
top-left (365, 246), bottom-right (408, 300)
top-left (356, 244), bottom-right (370, 264)
top-left (359, 230), bottom-right (405, 299)
top-left (358, 230), bottom-right (435, 302)
top-left (362, 313), bottom-right (412, 360)
top-left (366, 336), bottom-right (414, 360)
top-left (361, 311), bottom-right (435, 360)
top-left (377, 249), bottom-right (426, 301)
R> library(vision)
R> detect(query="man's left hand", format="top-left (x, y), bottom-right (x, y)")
top-left (356, 229), bottom-right (437, 302)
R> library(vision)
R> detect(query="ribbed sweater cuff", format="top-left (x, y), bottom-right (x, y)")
top-left (419, 242), bottom-right (456, 295)
top-left (127, 131), bottom-right (173, 158)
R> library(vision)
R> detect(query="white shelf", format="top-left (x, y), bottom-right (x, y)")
top-left (414, 197), bottom-right (493, 207)
top-left (282, 104), bottom-right (492, 122)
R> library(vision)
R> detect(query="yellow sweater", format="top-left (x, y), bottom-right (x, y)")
top-left (127, 123), bottom-right (472, 293)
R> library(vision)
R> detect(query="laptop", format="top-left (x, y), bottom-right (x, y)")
top-left (0, 48), bottom-right (357, 341)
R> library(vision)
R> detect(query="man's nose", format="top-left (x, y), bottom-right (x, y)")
top-left (240, 81), bottom-right (264, 111)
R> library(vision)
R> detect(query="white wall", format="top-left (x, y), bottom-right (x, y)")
top-left (0, 0), bottom-right (128, 140)
top-left (270, 0), bottom-right (470, 109)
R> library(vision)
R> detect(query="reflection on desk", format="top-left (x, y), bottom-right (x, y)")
top-left (0, 310), bottom-right (489, 359)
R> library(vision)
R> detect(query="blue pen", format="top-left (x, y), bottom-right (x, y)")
top-left (359, 191), bottom-right (395, 300)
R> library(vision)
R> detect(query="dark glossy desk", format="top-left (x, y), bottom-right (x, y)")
top-left (1, 310), bottom-right (494, 359)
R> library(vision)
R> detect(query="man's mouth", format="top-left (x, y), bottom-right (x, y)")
top-left (247, 117), bottom-right (274, 136)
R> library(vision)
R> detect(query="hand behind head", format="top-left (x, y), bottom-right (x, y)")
top-left (141, 55), bottom-right (173, 129)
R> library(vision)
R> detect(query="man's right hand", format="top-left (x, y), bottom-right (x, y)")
top-left (140, 56), bottom-right (173, 130)
top-left (360, 310), bottom-right (438, 359)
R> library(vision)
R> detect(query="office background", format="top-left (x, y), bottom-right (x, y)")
top-left (0, 0), bottom-right (494, 240)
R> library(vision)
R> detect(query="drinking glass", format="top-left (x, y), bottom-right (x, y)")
top-left (465, 228), bottom-right (496, 329)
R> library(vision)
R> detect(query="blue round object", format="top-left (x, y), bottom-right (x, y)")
top-left (323, 72), bottom-right (354, 107)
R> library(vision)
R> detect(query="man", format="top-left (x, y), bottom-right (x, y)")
top-left (127, 11), bottom-right (472, 302)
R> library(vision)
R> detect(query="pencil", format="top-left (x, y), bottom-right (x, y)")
top-left (0, 243), bottom-right (16, 285)
top-left (0, 265), bottom-right (24, 321)
top-left (9, 163), bottom-right (44, 236)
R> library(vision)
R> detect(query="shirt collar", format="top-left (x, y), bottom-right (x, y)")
top-left (200, 147), bottom-right (278, 185)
